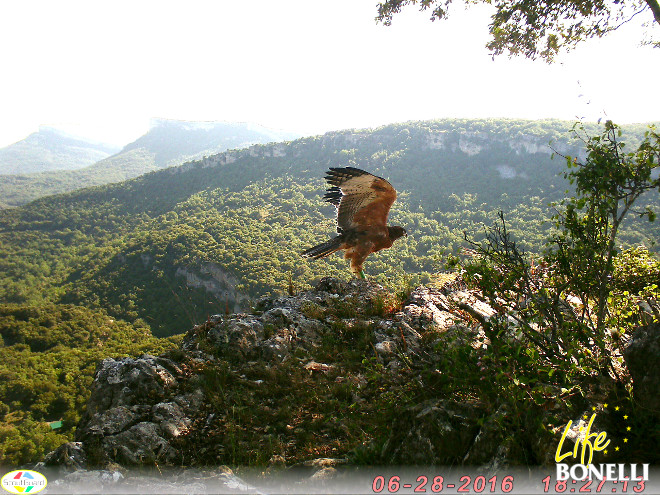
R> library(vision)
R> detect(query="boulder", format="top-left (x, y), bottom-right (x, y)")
top-left (381, 400), bottom-right (481, 465)
top-left (73, 354), bottom-right (197, 467)
top-left (624, 322), bottom-right (660, 417)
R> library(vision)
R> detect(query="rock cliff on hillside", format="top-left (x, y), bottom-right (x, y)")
top-left (39, 277), bottom-right (658, 492)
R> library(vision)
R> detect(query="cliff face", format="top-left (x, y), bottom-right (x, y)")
top-left (40, 277), bottom-right (658, 490)
top-left (175, 263), bottom-right (250, 313)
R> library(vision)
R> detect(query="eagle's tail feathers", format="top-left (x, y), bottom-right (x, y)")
top-left (301, 236), bottom-right (344, 259)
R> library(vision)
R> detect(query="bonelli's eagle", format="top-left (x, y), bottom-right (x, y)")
top-left (302, 167), bottom-right (407, 278)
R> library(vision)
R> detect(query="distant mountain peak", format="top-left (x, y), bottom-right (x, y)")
top-left (147, 118), bottom-right (299, 138)
top-left (121, 119), bottom-right (302, 167)
top-left (0, 127), bottom-right (120, 176)
top-left (0, 119), bottom-right (303, 207)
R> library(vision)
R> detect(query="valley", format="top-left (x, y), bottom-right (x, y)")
top-left (0, 117), bottom-right (658, 466)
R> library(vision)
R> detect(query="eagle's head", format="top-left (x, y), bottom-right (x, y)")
top-left (388, 226), bottom-right (407, 241)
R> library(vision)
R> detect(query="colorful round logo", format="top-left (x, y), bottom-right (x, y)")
top-left (1, 470), bottom-right (47, 494)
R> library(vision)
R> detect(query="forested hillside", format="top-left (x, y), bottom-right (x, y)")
top-left (0, 120), bottom-right (300, 207)
top-left (1, 117), bottom-right (658, 466)
top-left (0, 304), bottom-right (180, 464)
top-left (0, 119), bottom-right (657, 340)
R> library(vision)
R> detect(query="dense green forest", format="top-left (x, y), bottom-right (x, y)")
top-left (0, 304), bottom-right (180, 464)
top-left (1, 119), bottom-right (657, 337)
top-left (0, 117), bottom-right (658, 465)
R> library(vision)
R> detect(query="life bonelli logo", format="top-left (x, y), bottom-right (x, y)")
top-left (1, 471), bottom-right (47, 494)
top-left (554, 403), bottom-right (649, 483)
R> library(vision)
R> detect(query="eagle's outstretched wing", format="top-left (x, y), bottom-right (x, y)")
top-left (323, 167), bottom-right (397, 233)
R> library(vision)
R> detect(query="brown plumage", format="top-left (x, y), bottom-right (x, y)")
top-left (301, 167), bottom-right (407, 278)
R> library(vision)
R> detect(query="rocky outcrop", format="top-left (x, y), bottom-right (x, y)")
top-left (181, 277), bottom-right (477, 370)
top-left (624, 322), bottom-right (660, 418)
top-left (41, 276), bottom-right (658, 482)
top-left (71, 354), bottom-right (202, 466)
top-left (44, 277), bottom-right (489, 472)
top-left (381, 400), bottom-right (482, 465)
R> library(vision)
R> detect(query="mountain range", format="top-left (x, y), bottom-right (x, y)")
top-left (1, 118), bottom-right (657, 338)
top-left (1, 117), bottom-right (659, 467)
top-left (0, 127), bottom-right (119, 175)
top-left (0, 120), bottom-right (300, 207)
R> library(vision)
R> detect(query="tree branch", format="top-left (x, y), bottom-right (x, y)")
top-left (645, 0), bottom-right (660, 27)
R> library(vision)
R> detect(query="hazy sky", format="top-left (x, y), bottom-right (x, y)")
top-left (0, 0), bottom-right (658, 148)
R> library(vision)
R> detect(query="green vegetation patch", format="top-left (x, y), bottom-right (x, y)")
top-left (0, 304), bottom-right (181, 465)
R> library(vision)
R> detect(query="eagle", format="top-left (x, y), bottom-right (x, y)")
top-left (301, 167), bottom-right (407, 278)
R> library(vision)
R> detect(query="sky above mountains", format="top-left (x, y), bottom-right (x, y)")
top-left (1, 0), bottom-right (659, 148)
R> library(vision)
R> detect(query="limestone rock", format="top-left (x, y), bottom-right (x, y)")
top-left (41, 275), bottom-right (655, 476)
top-left (381, 400), bottom-right (481, 465)
top-left (73, 354), bottom-right (197, 467)
top-left (38, 442), bottom-right (87, 472)
top-left (44, 277), bottom-right (504, 472)
top-left (624, 322), bottom-right (660, 417)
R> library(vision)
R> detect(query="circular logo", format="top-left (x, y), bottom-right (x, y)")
top-left (1, 470), bottom-right (47, 494)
